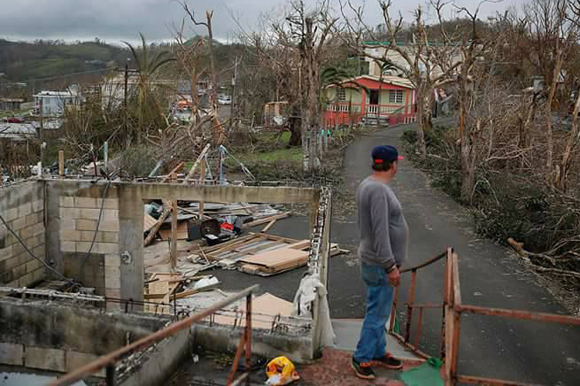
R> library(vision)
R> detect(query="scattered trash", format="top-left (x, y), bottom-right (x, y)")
top-left (265, 356), bottom-right (300, 385)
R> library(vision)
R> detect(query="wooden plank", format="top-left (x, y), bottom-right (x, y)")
top-left (183, 143), bottom-right (211, 183)
top-left (204, 235), bottom-right (263, 259)
top-left (144, 293), bottom-right (167, 300)
top-left (174, 283), bottom-right (219, 299)
top-left (199, 161), bottom-right (205, 216)
top-left (144, 200), bottom-right (172, 246)
top-left (149, 280), bottom-right (169, 295)
top-left (241, 212), bottom-right (291, 230)
top-left (261, 219), bottom-right (277, 233)
top-left (287, 240), bottom-right (311, 250)
top-left (171, 200), bottom-right (178, 269)
top-left (202, 234), bottom-right (257, 254)
top-left (160, 162), bottom-right (185, 183)
top-left (58, 150), bottom-right (65, 176)
top-left (247, 232), bottom-right (299, 244)
top-left (239, 264), bottom-right (262, 275)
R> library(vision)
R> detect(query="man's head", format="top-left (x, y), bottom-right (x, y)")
top-left (371, 145), bottom-right (403, 174)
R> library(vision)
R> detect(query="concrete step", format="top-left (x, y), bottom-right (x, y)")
top-left (331, 318), bottom-right (422, 362)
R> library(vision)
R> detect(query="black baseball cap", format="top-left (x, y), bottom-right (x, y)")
top-left (372, 145), bottom-right (404, 164)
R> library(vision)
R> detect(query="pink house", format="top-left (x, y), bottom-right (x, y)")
top-left (324, 75), bottom-right (417, 127)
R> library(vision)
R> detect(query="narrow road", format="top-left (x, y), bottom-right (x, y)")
top-left (329, 121), bottom-right (580, 385)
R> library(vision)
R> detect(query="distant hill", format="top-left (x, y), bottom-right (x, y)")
top-left (0, 39), bottom-right (129, 84)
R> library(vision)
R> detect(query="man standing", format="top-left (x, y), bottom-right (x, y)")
top-left (351, 145), bottom-right (408, 380)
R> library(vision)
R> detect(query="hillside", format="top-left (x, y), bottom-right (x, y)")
top-left (0, 39), bottom-right (129, 83)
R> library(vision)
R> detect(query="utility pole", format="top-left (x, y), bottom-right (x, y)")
top-left (39, 98), bottom-right (44, 167)
top-left (124, 62), bottom-right (129, 134)
top-left (231, 56), bottom-right (239, 125)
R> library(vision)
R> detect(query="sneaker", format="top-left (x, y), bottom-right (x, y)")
top-left (372, 354), bottom-right (403, 370)
top-left (351, 357), bottom-right (375, 380)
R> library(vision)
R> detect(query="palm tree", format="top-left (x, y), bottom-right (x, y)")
top-left (122, 33), bottom-right (175, 144)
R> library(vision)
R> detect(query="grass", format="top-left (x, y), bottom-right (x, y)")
top-left (235, 147), bottom-right (303, 164)
top-left (0, 109), bottom-right (28, 118)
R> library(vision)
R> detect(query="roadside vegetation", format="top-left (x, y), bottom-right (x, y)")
top-left (404, 124), bottom-right (580, 311)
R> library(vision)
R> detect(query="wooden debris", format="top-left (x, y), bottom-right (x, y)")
top-left (241, 212), bottom-right (291, 230)
top-left (174, 282), bottom-right (219, 299)
top-left (158, 221), bottom-right (189, 241)
top-left (213, 293), bottom-right (292, 330)
top-left (183, 143), bottom-right (211, 183)
top-left (160, 162), bottom-right (185, 183)
top-left (144, 200), bottom-right (172, 246)
top-left (144, 272), bottom-right (184, 314)
top-left (261, 219), bottom-right (277, 233)
top-left (238, 248), bottom-right (309, 275)
top-left (171, 200), bottom-right (178, 269)
top-left (144, 214), bottom-right (157, 233)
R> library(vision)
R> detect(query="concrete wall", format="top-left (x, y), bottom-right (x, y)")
top-left (45, 179), bottom-right (321, 308)
top-left (192, 324), bottom-right (314, 364)
top-left (45, 181), bottom-right (125, 303)
top-left (0, 298), bottom-right (168, 376)
top-left (0, 181), bottom-right (46, 287)
top-left (56, 185), bottom-right (121, 299)
top-left (119, 328), bottom-right (191, 386)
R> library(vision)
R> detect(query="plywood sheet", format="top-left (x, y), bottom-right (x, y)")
top-left (213, 292), bottom-right (293, 329)
top-left (239, 248), bottom-right (309, 272)
top-left (158, 221), bottom-right (189, 241)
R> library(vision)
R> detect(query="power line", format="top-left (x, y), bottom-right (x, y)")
top-left (0, 211), bottom-right (81, 290)
top-left (3, 68), bottom-right (110, 85)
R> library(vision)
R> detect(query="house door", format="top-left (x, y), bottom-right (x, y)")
top-left (369, 90), bottom-right (379, 105)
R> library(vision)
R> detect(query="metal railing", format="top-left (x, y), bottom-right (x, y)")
top-left (390, 248), bottom-right (580, 385)
top-left (49, 284), bottom-right (260, 386)
top-left (444, 250), bottom-right (580, 386)
top-left (388, 250), bottom-right (448, 359)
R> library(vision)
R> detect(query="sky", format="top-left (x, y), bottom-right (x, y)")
top-left (0, 0), bottom-right (526, 45)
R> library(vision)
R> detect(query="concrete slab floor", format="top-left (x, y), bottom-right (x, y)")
top-left (143, 217), bottom-right (314, 303)
top-left (166, 349), bottom-right (410, 386)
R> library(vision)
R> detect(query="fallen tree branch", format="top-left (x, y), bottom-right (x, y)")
top-left (533, 266), bottom-right (580, 280)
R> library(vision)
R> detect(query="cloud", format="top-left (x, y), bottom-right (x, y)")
top-left (0, 0), bottom-right (526, 44)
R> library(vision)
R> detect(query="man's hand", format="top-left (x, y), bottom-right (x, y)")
top-left (387, 266), bottom-right (400, 287)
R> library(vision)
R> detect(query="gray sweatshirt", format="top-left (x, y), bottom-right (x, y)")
top-left (356, 176), bottom-right (408, 269)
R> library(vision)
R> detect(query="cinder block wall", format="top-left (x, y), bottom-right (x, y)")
top-left (0, 181), bottom-right (46, 287)
top-left (56, 187), bottom-right (121, 299)
top-left (46, 180), bottom-right (144, 306)
top-left (0, 298), bottom-right (168, 376)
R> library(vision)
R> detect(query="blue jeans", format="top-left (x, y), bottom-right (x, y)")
top-left (353, 262), bottom-right (395, 363)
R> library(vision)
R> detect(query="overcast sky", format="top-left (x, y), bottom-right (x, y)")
top-left (0, 0), bottom-right (526, 45)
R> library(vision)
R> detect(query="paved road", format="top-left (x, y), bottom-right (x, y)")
top-left (215, 121), bottom-right (580, 384)
top-left (335, 121), bottom-right (580, 385)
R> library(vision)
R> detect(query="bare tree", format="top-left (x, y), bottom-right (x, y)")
top-left (237, 18), bottom-right (303, 146)
top-left (454, 1), bottom-right (508, 202)
top-left (236, 0), bottom-right (339, 171)
top-left (554, 0), bottom-right (580, 191)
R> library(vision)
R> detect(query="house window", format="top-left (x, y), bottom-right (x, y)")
top-left (389, 90), bottom-right (404, 104)
top-left (337, 88), bottom-right (346, 101)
